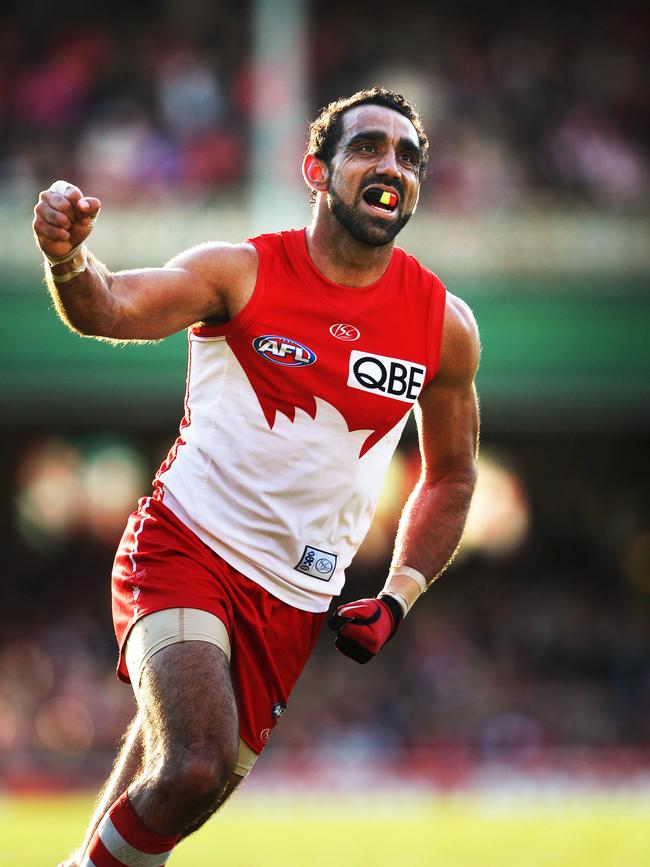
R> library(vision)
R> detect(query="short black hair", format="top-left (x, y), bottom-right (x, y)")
top-left (307, 86), bottom-right (429, 181)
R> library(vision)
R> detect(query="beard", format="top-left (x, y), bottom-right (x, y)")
top-left (327, 177), bottom-right (413, 247)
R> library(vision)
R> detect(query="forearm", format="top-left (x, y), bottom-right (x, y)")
top-left (329, 471), bottom-right (476, 663)
top-left (383, 469), bottom-right (477, 608)
top-left (44, 246), bottom-right (119, 338)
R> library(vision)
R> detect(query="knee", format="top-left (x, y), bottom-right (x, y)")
top-left (160, 741), bottom-right (237, 804)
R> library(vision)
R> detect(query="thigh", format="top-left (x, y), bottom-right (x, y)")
top-left (112, 497), bottom-right (235, 684)
top-left (137, 640), bottom-right (239, 767)
top-left (125, 608), bottom-right (258, 778)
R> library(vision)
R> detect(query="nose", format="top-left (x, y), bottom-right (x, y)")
top-left (374, 148), bottom-right (400, 178)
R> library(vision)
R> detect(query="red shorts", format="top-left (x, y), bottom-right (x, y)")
top-left (112, 496), bottom-right (325, 755)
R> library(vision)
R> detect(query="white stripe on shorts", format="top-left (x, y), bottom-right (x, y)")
top-left (129, 496), bottom-right (153, 572)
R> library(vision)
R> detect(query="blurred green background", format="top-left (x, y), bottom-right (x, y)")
top-left (0, 0), bottom-right (648, 863)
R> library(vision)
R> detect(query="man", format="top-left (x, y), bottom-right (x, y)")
top-left (33, 87), bottom-right (480, 867)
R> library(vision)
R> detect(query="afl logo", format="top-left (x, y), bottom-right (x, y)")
top-left (330, 323), bottom-right (360, 341)
top-left (253, 335), bottom-right (316, 367)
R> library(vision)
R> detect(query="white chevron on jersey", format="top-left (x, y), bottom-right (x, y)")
top-left (158, 333), bottom-right (409, 612)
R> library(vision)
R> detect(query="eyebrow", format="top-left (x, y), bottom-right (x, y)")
top-left (345, 130), bottom-right (422, 159)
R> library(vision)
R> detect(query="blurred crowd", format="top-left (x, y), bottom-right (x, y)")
top-left (0, 0), bottom-right (647, 211)
top-left (0, 431), bottom-right (647, 789)
top-left (0, 0), bottom-right (648, 792)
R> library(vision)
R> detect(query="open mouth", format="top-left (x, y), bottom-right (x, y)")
top-left (362, 187), bottom-right (399, 213)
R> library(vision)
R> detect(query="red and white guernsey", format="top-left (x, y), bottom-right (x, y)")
top-left (154, 229), bottom-right (446, 612)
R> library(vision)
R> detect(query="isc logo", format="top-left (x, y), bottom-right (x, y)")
top-left (330, 323), bottom-right (360, 341)
top-left (253, 335), bottom-right (317, 367)
top-left (347, 350), bottom-right (426, 403)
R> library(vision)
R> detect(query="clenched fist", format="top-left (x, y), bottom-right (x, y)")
top-left (328, 595), bottom-right (404, 664)
top-left (33, 179), bottom-right (101, 263)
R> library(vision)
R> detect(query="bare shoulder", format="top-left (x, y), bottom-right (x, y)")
top-left (167, 241), bottom-right (258, 285)
top-left (166, 241), bottom-right (259, 320)
top-left (437, 291), bottom-right (481, 386)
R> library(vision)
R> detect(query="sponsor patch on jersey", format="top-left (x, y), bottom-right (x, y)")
top-left (253, 335), bottom-right (316, 367)
top-left (347, 350), bottom-right (426, 403)
top-left (295, 545), bottom-right (337, 581)
top-left (330, 323), bottom-right (360, 341)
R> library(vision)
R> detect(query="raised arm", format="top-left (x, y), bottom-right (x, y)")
top-left (328, 293), bottom-right (480, 663)
top-left (32, 180), bottom-right (258, 341)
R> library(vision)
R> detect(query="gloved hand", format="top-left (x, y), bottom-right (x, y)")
top-left (328, 595), bottom-right (404, 664)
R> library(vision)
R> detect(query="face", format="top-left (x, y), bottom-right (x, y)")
top-left (326, 104), bottom-right (422, 247)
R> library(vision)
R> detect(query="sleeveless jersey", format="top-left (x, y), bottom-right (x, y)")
top-left (154, 228), bottom-right (446, 612)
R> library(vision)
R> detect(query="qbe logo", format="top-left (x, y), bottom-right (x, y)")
top-left (253, 335), bottom-right (316, 367)
top-left (347, 350), bottom-right (426, 403)
top-left (295, 545), bottom-right (337, 581)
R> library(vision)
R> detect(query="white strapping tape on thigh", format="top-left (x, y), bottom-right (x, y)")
top-left (124, 608), bottom-right (232, 692)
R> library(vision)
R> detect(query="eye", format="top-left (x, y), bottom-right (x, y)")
top-left (400, 151), bottom-right (420, 167)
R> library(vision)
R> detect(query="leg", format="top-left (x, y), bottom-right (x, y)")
top-left (70, 640), bottom-right (241, 866)
top-left (128, 639), bottom-right (240, 836)
top-left (58, 715), bottom-right (144, 867)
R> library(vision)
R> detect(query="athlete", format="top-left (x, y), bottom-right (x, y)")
top-left (33, 88), bottom-right (480, 867)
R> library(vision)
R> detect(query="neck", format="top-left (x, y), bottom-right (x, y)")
top-left (305, 202), bottom-right (395, 288)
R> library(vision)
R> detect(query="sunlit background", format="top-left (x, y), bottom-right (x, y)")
top-left (0, 0), bottom-right (648, 862)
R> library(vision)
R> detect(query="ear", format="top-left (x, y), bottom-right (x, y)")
top-left (302, 154), bottom-right (329, 193)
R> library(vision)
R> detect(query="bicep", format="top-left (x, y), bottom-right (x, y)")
top-left (415, 377), bottom-right (479, 482)
top-left (107, 265), bottom-right (217, 340)
top-left (105, 242), bottom-right (258, 341)
top-left (415, 294), bottom-right (481, 481)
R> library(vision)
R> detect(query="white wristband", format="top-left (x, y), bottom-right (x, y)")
top-left (379, 590), bottom-right (411, 618)
top-left (46, 243), bottom-right (88, 284)
top-left (389, 566), bottom-right (428, 593)
top-left (45, 241), bottom-right (85, 267)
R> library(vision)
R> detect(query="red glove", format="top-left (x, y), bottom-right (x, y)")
top-left (328, 595), bottom-right (403, 664)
